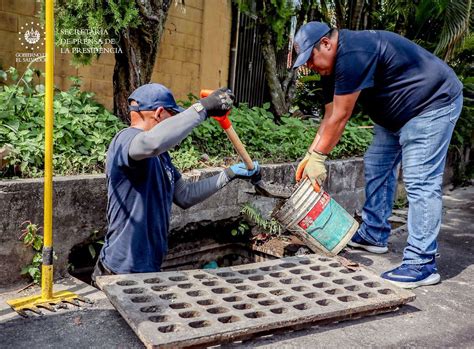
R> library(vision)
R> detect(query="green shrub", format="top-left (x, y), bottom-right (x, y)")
top-left (0, 67), bottom-right (125, 178)
top-left (0, 68), bottom-right (373, 179)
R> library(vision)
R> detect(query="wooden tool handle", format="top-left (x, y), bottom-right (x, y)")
top-left (224, 126), bottom-right (254, 170)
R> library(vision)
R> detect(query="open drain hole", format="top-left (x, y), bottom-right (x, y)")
top-left (238, 269), bottom-right (257, 275)
top-left (169, 302), bottom-right (191, 309)
top-left (340, 268), bottom-right (356, 274)
top-left (329, 262), bottom-right (342, 267)
top-left (123, 287), bottom-right (145, 294)
top-left (177, 283), bottom-right (193, 289)
top-left (247, 293), bottom-right (266, 299)
top-left (352, 275), bottom-right (368, 281)
top-left (269, 272), bottom-right (286, 278)
top-left (310, 266), bottom-right (327, 271)
top-left (212, 287), bottom-right (231, 294)
top-left (117, 280), bottom-right (138, 286)
top-left (289, 268), bottom-right (305, 275)
top-left (217, 272), bottom-right (235, 277)
top-left (140, 305), bottom-right (163, 313)
top-left (259, 265), bottom-right (280, 271)
top-left (236, 285), bottom-right (253, 291)
top-left (151, 286), bottom-right (169, 292)
top-left (333, 279), bottom-right (350, 285)
top-left (301, 275), bottom-right (317, 281)
top-left (143, 278), bottom-right (162, 284)
top-left (249, 275), bottom-right (265, 281)
top-left (148, 315), bottom-right (169, 322)
top-left (292, 286), bottom-right (310, 292)
top-left (244, 311), bottom-right (266, 318)
top-left (258, 299), bottom-right (278, 306)
top-left (280, 278), bottom-right (298, 285)
top-left (207, 307), bottom-right (229, 314)
top-left (279, 263), bottom-right (297, 268)
top-left (158, 324), bottom-right (182, 333)
top-left (179, 311), bottom-right (200, 318)
top-left (169, 276), bottom-right (188, 282)
top-left (203, 281), bottom-right (219, 286)
top-left (345, 285), bottom-right (360, 291)
top-left (316, 299), bottom-right (333, 306)
top-left (258, 282), bottom-right (275, 288)
top-left (218, 315), bottom-right (241, 323)
top-left (364, 282), bottom-right (381, 288)
top-left (187, 290), bottom-right (206, 297)
top-left (282, 296), bottom-right (298, 302)
top-left (319, 257), bottom-right (331, 262)
top-left (303, 292), bottom-right (319, 299)
top-left (193, 274), bottom-right (207, 280)
top-left (270, 307), bottom-right (288, 314)
top-left (197, 299), bottom-right (215, 306)
top-left (226, 278), bottom-right (244, 284)
top-left (233, 303), bottom-right (253, 310)
top-left (294, 303), bottom-right (311, 310)
top-left (131, 296), bottom-right (152, 303)
top-left (298, 259), bottom-right (312, 265)
top-left (270, 289), bottom-right (287, 296)
top-left (359, 292), bottom-right (376, 299)
top-left (321, 272), bottom-right (335, 277)
top-left (338, 296), bottom-right (357, 302)
top-left (223, 296), bottom-right (242, 302)
top-left (159, 293), bottom-right (178, 300)
top-left (378, 289), bottom-right (395, 295)
top-left (313, 282), bottom-right (331, 288)
top-left (325, 289), bottom-right (343, 295)
top-left (188, 320), bottom-right (211, 328)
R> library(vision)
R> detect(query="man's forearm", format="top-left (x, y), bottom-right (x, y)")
top-left (173, 172), bottom-right (230, 209)
top-left (129, 106), bottom-right (206, 161)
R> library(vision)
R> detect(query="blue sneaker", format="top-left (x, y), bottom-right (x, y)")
top-left (347, 231), bottom-right (388, 254)
top-left (381, 260), bottom-right (441, 289)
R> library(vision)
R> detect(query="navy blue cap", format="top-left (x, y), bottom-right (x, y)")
top-left (128, 83), bottom-right (185, 113)
top-left (293, 22), bottom-right (330, 69)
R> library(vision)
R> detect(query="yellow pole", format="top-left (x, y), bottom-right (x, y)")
top-left (41, 0), bottom-right (54, 300)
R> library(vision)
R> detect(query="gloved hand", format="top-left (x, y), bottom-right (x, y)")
top-left (225, 161), bottom-right (260, 181)
top-left (199, 87), bottom-right (235, 117)
top-left (295, 151), bottom-right (311, 182)
top-left (303, 151), bottom-right (327, 189)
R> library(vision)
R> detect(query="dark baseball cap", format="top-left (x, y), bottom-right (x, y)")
top-left (293, 22), bottom-right (331, 69)
top-left (128, 83), bottom-right (185, 113)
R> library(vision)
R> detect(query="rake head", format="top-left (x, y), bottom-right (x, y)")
top-left (7, 290), bottom-right (92, 317)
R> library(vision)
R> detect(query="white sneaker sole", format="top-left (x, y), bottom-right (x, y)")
top-left (385, 273), bottom-right (441, 289)
top-left (347, 241), bottom-right (388, 254)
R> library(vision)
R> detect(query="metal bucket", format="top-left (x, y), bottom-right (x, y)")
top-left (273, 179), bottom-right (359, 255)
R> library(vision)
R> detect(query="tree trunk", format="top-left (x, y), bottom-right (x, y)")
top-left (261, 29), bottom-right (288, 122)
top-left (113, 0), bottom-right (172, 124)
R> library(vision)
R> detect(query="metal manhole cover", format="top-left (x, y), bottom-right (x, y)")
top-left (97, 255), bottom-right (415, 348)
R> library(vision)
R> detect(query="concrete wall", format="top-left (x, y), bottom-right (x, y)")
top-left (0, 159), bottom-right (368, 288)
top-left (0, 0), bottom-right (232, 109)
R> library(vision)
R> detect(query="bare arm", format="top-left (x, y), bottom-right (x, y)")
top-left (308, 102), bottom-right (333, 152)
top-left (311, 91), bottom-right (360, 154)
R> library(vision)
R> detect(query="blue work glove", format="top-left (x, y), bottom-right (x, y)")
top-left (225, 161), bottom-right (260, 181)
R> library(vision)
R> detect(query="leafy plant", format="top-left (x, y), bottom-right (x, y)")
top-left (0, 67), bottom-right (125, 178)
top-left (241, 203), bottom-right (281, 236)
top-left (18, 221), bottom-right (43, 284)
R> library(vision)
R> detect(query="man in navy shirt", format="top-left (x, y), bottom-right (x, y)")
top-left (293, 22), bottom-right (463, 288)
top-left (92, 85), bottom-right (260, 283)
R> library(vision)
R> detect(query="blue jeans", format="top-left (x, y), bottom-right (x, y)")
top-left (358, 94), bottom-right (463, 264)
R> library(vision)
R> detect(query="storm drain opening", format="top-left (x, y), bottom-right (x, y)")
top-left (68, 218), bottom-right (308, 285)
top-left (97, 255), bottom-right (415, 348)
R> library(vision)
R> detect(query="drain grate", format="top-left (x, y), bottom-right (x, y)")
top-left (97, 255), bottom-right (415, 348)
